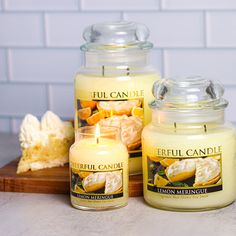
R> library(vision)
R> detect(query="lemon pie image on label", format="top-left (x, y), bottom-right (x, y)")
top-left (97, 99), bottom-right (141, 117)
top-left (164, 157), bottom-right (221, 186)
top-left (142, 77), bottom-right (236, 211)
top-left (105, 171), bottom-right (123, 194)
top-left (165, 159), bottom-right (196, 182)
top-left (17, 111), bottom-right (74, 174)
top-left (99, 115), bottom-right (143, 151)
top-left (81, 171), bottom-right (123, 194)
top-left (82, 172), bottom-right (107, 193)
top-left (194, 157), bottom-right (221, 187)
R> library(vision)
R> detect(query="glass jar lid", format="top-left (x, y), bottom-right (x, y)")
top-left (81, 21), bottom-right (153, 52)
top-left (150, 77), bottom-right (228, 111)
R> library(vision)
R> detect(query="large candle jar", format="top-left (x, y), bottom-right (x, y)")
top-left (142, 77), bottom-right (236, 211)
top-left (70, 126), bottom-right (129, 210)
top-left (74, 21), bottom-right (160, 175)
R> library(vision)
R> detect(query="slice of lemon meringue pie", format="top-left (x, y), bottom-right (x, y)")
top-left (17, 111), bottom-right (74, 174)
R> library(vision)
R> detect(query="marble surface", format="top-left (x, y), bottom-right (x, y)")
top-left (0, 133), bottom-right (236, 236)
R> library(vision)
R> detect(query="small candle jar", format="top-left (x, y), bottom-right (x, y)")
top-left (74, 21), bottom-right (160, 175)
top-left (70, 126), bottom-right (129, 210)
top-left (142, 77), bottom-right (236, 211)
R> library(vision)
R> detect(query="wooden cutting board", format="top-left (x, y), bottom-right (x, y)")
top-left (0, 158), bottom-right (143, 197)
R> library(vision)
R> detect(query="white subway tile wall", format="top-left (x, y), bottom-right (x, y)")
top-left (225, 86), bottom-right (236, 123)
top-left (5, 0), bottom-right (79, 11)
top-left (0, 0), bottom-right (235, 133)
top-left (48, 84), bottom-right (74, 119)
top-left (0, 13), bottom-right (44, 47)
top-left (0, 118), bottom-right (11, 133)
top-left (164, 49), bottom-right (236, 84)
top-left (0, 84), bottom-right (47, 116)
top-left (162, 0), bottom-right (236, 10)
top-left (11, 118), bottom-right (24, 134)
top-left (150, 49), bottom-right (163, 75)
top-left (81, 0), bottom-right (160, 11)
top-left (10, 49), bottom-right (80, 83)
top-left (206, 12), bottom-right (236, 47)
top-left (124, 12), bottom-right (204, 47)
top-left (45, 13), bottom-right (121, 47)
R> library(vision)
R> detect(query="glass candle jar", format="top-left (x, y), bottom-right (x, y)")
top-left (70, 126), bottom-right (129, 210)
top-left (142, 77), bottom-right (236, 211)
top-left (74, 21), bottom-right (160, 175)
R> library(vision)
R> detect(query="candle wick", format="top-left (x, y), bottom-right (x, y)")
top-left (102, 65), bottom-right (105, 77)
top-left (204, 124), bottom-right (207, 133)
top-left (126, 67), bottom-right (130, 76)
top-left (174, 122), bottom-right (177, 132)
top-left (96, 137), bottom-right (99, 144)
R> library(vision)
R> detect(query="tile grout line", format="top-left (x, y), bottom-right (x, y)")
top-left (2, 46), bottom-right (236, 50)
top-left (41, 12), bottom-right (47, 47)
top-left (161, 49), bottom-right (165, 77)
top-left (1, 8), bottom-right (236, 13)
top-left (46, 84), bottom-right (52, 110)
top-left (120, 11), bottom-right (124, 20)
top-left (122, 11), bottom-right (127, 21)
top-left (0, 9), bottom-right (85, 14)
top-left (1, 0), bottom-right (6, 11)
top-left (78, 0), bottom-right (82, 11)
top-left (6, 49), bottom-right (12, 81)
top-left (0, 115), bottom-right (24, 119)
top-left (10, 117), bottom-right (15, 133)
top-left (159, 0), bottom-right (163, 11)
top-left (203, 11), bottom-right (207, 48)
top-left (0, 79), bottom-right (74, 86)
top-left (0, 117), bottom-right (11, 132)
top-left (161, 49), bottom-right (166, 78)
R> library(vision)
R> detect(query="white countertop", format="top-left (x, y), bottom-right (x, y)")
top-left (0, 133), bottom-right (236, 236)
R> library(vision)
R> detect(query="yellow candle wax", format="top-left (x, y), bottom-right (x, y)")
top-left (142, 77), bottom-right (236, 211)
top-left (142, 124), bottom-right (236, 211)
top-left (74, 21), bottom-right (161, 175)
top-left (74, 74), bottom-right (159, 129)
top-left (75, 73), bottom-right (159, 175)
top-left (70, 133), bottom-right (129, 210)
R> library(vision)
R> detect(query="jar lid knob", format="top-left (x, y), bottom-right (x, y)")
top-left (150, 77), bottom-right (228, 111)
top-left (81, 21), bottom-right (153, 51)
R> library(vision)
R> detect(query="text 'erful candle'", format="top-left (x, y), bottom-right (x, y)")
top-left (142, 77), bottom-right (236, 211)
top-left (69, 126), bottom-right (129, 211)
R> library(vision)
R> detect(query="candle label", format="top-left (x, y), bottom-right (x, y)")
top-left (70, 162), bottom-right (124, 200)
top-left (147, 146), bottom-right (223, 196)
top-left (76, 91), bottom-right (144, 158)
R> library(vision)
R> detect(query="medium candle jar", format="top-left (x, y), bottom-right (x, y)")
top-left (142, 77), bottom-right (236, 211)
top-left (70, 126), bottom-right (129, 210)
top-left (74, 21), bottom-right (160, 175)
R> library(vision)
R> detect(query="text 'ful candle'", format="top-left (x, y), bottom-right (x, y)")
top-left (74, 21), bottom-right (160, 175)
